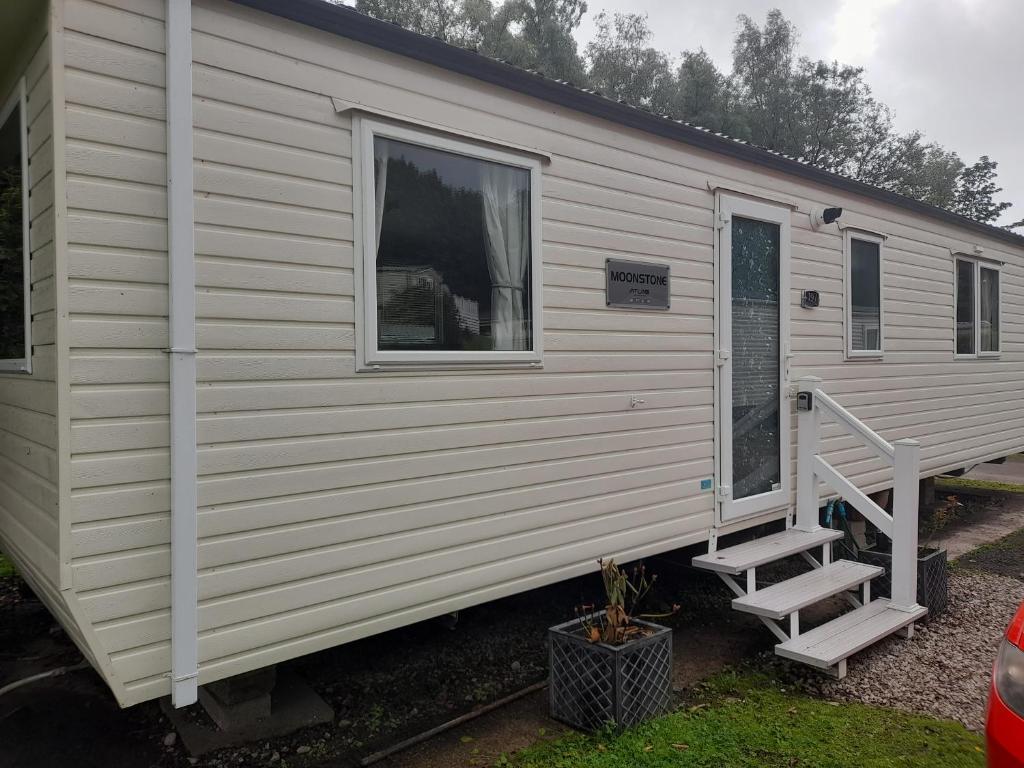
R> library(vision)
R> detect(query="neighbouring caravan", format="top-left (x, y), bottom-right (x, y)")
top-left (1, 0), bottom-right (1022, 709)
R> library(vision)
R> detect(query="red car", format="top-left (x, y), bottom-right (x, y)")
top-left (989, 600), bottom-right (1024, 766)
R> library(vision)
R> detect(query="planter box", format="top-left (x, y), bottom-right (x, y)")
top-left (858, 546), bottom-right (948, 618)
top-left (548, 616), bottom-right (672, 731)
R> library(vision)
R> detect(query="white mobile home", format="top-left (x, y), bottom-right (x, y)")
top-left (0, 0), bottom-right (1022, 709)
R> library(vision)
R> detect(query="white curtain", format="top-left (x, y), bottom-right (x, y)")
top-left (480, 164), bottom-right (530, 350)
top-left (373, 139), bottom-right (389, 250)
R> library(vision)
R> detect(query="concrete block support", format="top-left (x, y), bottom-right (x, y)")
top-left (198, 667), bottom-right (276, 731)
top-left (162, 666), bottom-right (334, 756)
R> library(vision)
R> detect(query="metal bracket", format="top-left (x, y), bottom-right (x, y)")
top-left (716, 485), bottom-right (731, 502)
top-left (715, 349), bottom-right (730, 367)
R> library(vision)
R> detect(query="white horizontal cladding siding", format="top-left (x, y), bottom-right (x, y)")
top-left (59, 0), bottom-right (1024, 706)
top-left (788, 216), bottom-right (1024, 495)
top-left (179, 0), bottom-right (715, 688)
top-left (62, 0), bottom-right (716, 704)
top-left (0, 29), bottom-right (61, 589)
top-left (60, 0), bottom-right (173, 705)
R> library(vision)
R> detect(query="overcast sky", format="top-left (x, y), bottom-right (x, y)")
top-left (576, 0), bottom-right (1023, 226)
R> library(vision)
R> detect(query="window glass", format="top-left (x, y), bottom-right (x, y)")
top-left (373, 136), bottom-right (532, 353)
top-left (980, 266), bottom-right (1000, 353)
top-left (850, 238), bottom-right (881, 352)
top-left (955, 259), bottom-right (975, 355)
top-left (730, 216), bottom-right (781, 501)
top-left (0, 100), bottom-right (25, 362)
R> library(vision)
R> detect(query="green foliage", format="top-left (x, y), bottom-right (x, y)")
top-left (343, 2), bottom-right (1018, 225)
top-left (936, 475), bottom-right (1024, 494)
top-left (0, 553), bottom-right (15, 578)
top-left (353, 0), bottom-right (589, 83)
top-left (585, 13), bottom-right (673, 111)
top-left (512, 672), bottom-right (985, 768)
top-left (953, 156), bottom-right (1013, 224)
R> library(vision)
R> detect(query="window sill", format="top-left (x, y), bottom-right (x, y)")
top-left (844, 352), bottom-right (883, 361)
top-left (358, 358), bottom-right (544, 373)
top-left (955, 353), bottom-right (1001, 360)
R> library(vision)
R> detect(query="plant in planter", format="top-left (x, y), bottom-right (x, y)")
top-left (854, 494), bottom-right (956, 618)
top-left (549, 559), bottom-right (678, 732)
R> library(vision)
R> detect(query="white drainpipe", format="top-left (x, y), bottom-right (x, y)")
top-left (166, 0), bottom-right (199, 708)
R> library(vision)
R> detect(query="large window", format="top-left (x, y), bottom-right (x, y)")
top-left (956, 257), bottom-right (1000, 357)
top-left (358, 120), bottom-right (542, 366)
top-left (0, 78), bottom-right (30, 373)
top-left (845, 231), bottom-right (883, 358)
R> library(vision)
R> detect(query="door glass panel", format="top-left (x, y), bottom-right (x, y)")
top-left (731, 216), bottom-right (781, 501)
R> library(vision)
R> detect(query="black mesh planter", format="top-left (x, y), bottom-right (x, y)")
top-left (548, 616), bottom-right (672, 732)
top-left (858, 546), bottom-right (948, 618)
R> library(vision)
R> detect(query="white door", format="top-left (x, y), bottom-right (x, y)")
top-left (717, 195), bottom-right (791, 523)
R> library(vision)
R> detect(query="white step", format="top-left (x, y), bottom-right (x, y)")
top-left (692, 527), bottom-right (844, 575)
top-left (775, 598), bottom-right (928, 670)
top-left (732, 560), bottom-right (883, 620)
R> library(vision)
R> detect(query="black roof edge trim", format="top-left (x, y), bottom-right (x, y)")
top-left (231, 0), bottom-right (1024, 248)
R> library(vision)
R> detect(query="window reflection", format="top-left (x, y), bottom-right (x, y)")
top-left (956, 259), bottom-right (975, 355)
top-left (731, 216), bottom-right (781, 500)
top-left (850, 239), bottom-right (881, 352)
top-left (0, 102), bottom-right (25, 362)
top-left (373, 137), bottom-right (532, 352)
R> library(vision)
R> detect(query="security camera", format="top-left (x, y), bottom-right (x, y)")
top-left (810, 207), bottom-right (843, 230)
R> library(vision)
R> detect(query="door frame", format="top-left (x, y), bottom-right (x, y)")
top-left (714, 193), bottom-right (792, 525)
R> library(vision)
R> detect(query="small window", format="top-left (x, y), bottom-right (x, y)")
top-left (845, 231), bottom-right (883, 358)
top-left (955, 257), bottom-right (1001, 357)
top-left (955, 258), bottom-right (975, 355)
top-left (358, 120), bottom-right (542, 367)
top-left (980, 266), bottom-right (1000, 353)
top-left (0, 78), bottom-right (30, 373)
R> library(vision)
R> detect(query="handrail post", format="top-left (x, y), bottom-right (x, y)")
top-left (795, 376), bottom-right (823, 532)
top-left (891, 438), bottom-right (921, 611)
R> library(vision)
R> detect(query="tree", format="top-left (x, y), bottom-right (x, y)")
top-left (483, 0), bottom-right (589, 83)
top-left (672, 50), bottom-right (726, 128)
top-left (354, 0), bottom-right (469, 43)
top-left (951, 156), bottom-right (1013, 224)
top-left (585, 13), bottom-right (674, 111)
top-left (730, 10), bottom-right (799, 151)
top-left (790, 59), bottom-right (871, 171)
top-left (345, 2), bottom-right (1019, 226)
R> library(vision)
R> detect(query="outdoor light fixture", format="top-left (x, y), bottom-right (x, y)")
top-left (810, 206), bottom-right (843, 229)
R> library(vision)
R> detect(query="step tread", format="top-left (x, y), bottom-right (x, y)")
top-left (775, 599), bottom-right (928, 669)
top-left (692, 528), bottom-right (844, 575)
top-left (732, 560), bottom-right (884, 619)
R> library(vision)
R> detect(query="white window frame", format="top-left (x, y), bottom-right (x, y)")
top-left (843, 229), bottom-right (884, 360)
top-left (354, 117), bottom-right (543, 369)
top-left (0, 77), bottom-right (31, 374)
top-left (954, 256), bottom-right (1001, 359)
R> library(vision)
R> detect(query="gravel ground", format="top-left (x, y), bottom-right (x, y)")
top-left (801, 570), bottom-right (1023, 731)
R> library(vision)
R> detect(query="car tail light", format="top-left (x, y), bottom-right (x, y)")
top-left (996, 638), bottom-right (1024, 716)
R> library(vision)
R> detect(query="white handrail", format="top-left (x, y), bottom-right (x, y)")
top-left (813, 389), bottom-right (895, 464)
top-left (795, 376), bottom-right (920, 612)
top-left (812, 454), bottom-right (893, 537)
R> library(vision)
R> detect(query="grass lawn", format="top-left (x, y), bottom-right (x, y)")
top-left (937, 475), bottom-right (1024, 494)
top-left (511, 672), bottom-right (984, 768)
top-left (0, 553), bottom-right (14, 578)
